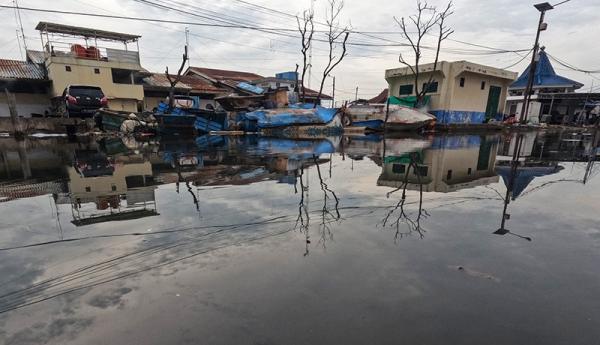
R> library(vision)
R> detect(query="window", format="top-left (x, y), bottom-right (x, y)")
top-left (481, 81), bottom-right (486, 90)
top-left (65, 66), bottom-right (72, 72)
top-left (399, 84), bottom-right (413, 95)
top-left (392, 164), bottom-right (406, 174)
top-left (85, 186), bottom-right (91, 192)
top-left (111, 184), bottom-right (117, 192)
top-left (446, 170), bottom-right (453, 180)
top-left (111, 68), bottom-right (133, 84)
top-left (414, 165), bottom-right (428, 177)
top-left (467, 168), bottom-right (472, 175)
top-left (459, 77), bottom-right (465, 87)
top-left (94, 68), bottom-right (100, 74)
top-left (422, 81), bottom-right (438, 93)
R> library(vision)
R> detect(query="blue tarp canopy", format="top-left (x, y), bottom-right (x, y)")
top-left (511, 50), bottom-right (583, 90)
top-left (496, 165), bottom-right (563, 200)
top-left (243, 104), bottom-right (338, 128)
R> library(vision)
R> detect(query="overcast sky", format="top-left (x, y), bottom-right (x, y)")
top-left (1, 0), bottom-right (599, 101)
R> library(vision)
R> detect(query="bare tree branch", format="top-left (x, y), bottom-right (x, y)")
top-left (394, 1), bottom-right (454, 107)
top-left (165, 45), bottom-right (189, 110)
top-left (315, 0), bottom-right (350, 107)
top-left (297, 10), bottom-right (314, 103)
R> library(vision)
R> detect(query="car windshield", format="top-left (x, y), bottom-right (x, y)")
top-left (69, 87), bottom-right (103, 98)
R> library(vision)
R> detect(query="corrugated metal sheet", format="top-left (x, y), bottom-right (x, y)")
top-left (0, 59), bottom-right (46, 80)
top-left (26, 50), bottom-right (46, 64)
top-left (188, 67), bottom-right (263, 82)
top-left (143, 73), bottom-right (226, 94)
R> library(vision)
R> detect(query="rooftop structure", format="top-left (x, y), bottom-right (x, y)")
top-left (509, 49), bottom-right (583, 92)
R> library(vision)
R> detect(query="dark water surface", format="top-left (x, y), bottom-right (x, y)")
top-left (0, 131), bottom-right (598, 344)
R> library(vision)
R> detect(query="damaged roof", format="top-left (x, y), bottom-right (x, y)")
top-left (0, 59), bottom-right (46, 80)
top-left (187, 67), bottom-right (263, 83)
top-left (143, 73), bottom-right (227, 94)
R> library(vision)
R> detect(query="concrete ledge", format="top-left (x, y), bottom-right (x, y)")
top-left (0, 117), bottom-right (94, 134)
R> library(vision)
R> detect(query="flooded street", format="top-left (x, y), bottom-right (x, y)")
top-left (0, 131), bottom-right (599, 344)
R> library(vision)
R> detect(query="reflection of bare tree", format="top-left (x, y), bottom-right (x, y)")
top-left (294, 167), bottom-right (310, 256)
top-left (175, 159), bottom-right (200, 213)
top-left (313, 155), bottom-right (341, 249)
top-left (380, 152), bottom-right (427, 241)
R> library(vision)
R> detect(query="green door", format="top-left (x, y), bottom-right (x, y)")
top-left (485, 86), bottom-right (502, 121)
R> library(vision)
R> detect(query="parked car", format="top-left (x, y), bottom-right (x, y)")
top-left (59, 85), bottom-right (108, 117)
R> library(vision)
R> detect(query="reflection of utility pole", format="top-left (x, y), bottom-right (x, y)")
top-left (583, 128), bottom-right (599, 184)
top-left (494, 134), bottom-right (532, 241)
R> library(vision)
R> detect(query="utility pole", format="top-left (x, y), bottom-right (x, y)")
top-left (185, 27), bottom-right (190, 66)
top-left (14, 0), bottom-right (27, 56)
top-left (307, 0), bottom-right (315, 89)
top-left (331, 75), bottom-right (336, 107)
top-left (355, 86), bottom-right (358, 101)
top-left (519, 2), bottom-right (554, 123)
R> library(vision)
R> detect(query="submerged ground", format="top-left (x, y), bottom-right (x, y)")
top-left (0, 130), bottom-right (598, 344)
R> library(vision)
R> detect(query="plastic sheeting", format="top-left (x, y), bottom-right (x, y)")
top-left (243, 104), bottom-right (338, 128)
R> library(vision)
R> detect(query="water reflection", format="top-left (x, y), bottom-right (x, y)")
top-left (0, 130), bottom-right (598, 337)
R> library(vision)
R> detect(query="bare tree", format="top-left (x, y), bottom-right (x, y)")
top-left (379, 152), bottom-right (427, 241)
top-left (394, 1), bottom-right (454, 107)
top-left (294, 167), bottom-right (311, 256)
top-left (315, 0), bottom-right (350, 107)
top-left (297, 10), bottom-right (314, 103)
top-left (165, 46), bottom-right (189, 110)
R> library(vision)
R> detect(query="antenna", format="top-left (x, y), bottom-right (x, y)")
top-left (14, 0), bottom-right (27, 56)
top-left (307, 0), bottom-right (315, 88)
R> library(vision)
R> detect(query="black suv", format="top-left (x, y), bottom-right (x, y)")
top-left (61, 85), bottom-right (107, 117)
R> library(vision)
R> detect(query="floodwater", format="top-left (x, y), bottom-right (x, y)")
top-left (0, 130), bottom-right (598, 345)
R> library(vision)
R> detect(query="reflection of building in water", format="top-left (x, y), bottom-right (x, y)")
top-left (378, 135), bottom-right (499, 192)
top-left (62, 150), bottom-right (158, 226)
top-left (498, 130), bottom-right (599, 163)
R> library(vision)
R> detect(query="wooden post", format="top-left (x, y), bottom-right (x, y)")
top-left (4, 88), bottom-right (20, 135)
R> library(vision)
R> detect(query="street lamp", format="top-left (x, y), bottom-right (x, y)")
top-left (519, 2), bottom-right (554, 124)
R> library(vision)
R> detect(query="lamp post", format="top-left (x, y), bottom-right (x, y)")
top-left (519, 2), bottom-right (554, 124)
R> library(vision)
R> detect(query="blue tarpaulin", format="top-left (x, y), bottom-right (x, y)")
top-left (243, 104), bottom-right (338, 128)
top-left (237, 82), bottom-right (265, 95)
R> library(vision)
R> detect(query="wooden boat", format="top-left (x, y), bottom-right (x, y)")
top-left (342, 102), bottom-right (436, 131)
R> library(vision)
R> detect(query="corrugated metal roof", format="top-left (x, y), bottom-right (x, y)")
top-left (188, 67), bottom-right (263, 82)
top-left (143, 73), bottom-right (226, 94)
top-left (26, 50), bottom-right (46, 64)
top-left (0, 59), bottom-right (46, 80)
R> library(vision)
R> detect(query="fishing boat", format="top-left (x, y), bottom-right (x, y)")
top-left (342, 102), bottom-right (436, 131)
top-left (242, 104), bottom-right (343, 139)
